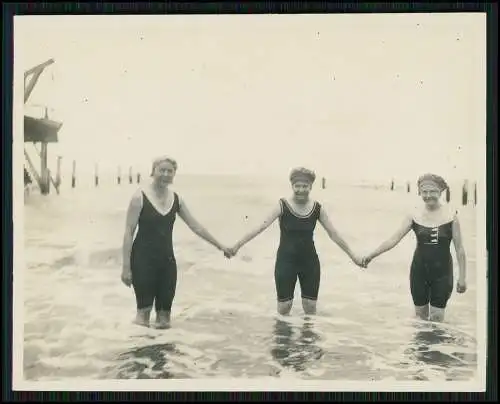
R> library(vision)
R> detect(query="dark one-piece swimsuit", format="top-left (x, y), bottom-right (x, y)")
top-left (410, 219), bottom-right (454, 309)
top-left (274, 198), bottom-right (322, 302)
top-left (130, 191), bottom-right (180, 312)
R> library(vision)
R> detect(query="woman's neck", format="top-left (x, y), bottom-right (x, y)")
top-left (424, 202), bottom-right (441, 212)
top-left (291, 196), bottom-right (310, 205)
top-left (152, 181), bottom-right (168, 196)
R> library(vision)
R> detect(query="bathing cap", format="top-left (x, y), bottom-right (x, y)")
top-left (417, 173), bottom-right (448, 192)
top-left (289, 167), bottom-right (316, 184)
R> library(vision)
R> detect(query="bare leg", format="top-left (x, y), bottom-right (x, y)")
top-left (155, 310), bottom-right (171, 329)
top-left (133, 306), bottom-right (152, 327)
top-left (301, 298), bottom-right (317, 315)
top-left (429, 306), bottom-right (445, 322)
top-left (414, 304), bottom-right (429, 320)
top-left (277, 300), bottom-right (293, 315)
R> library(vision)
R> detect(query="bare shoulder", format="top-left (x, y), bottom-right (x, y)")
top-left (442, 203), bottom-right (458, 223)
top-left (176, 193), bottom-right (187, 211)
top-left (130, 188), bottom-right (144, 205)
top-left (274, 199), bottom-right (284, 214)
top-left (408, 204), bottom-right (421, 221)
top-left (318, 203), bottom-right (331, 223)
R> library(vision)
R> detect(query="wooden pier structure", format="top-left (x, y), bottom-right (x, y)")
top-left (24, 59), bottom-right (63, 195)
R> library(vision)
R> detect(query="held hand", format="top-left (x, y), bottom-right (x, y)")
top-left (224, 245), bottom-right (241, 259)
top-left (220, 244), bottom-right (237, 259)
top-left (351, 254), bottom-right (365, 268)
top-left (456, 278), bottom-right (467, 293)
top-left (361, 255), bottom-right (373, 268)
top-left (121, 268), bottom-right (132, 287)
top-left (222, 247), bottom-right (234, 259)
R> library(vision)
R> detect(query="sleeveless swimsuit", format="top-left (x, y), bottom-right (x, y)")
top-left (274, 198), bottom-right (322, 302)
top-left (130, 191), bottom-right (180, 312)
top-left (410, 219), bottom-right (454, 309)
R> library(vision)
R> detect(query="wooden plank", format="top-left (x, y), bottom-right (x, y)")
top-left (24, 59), bottom-right (55, 78)
top-left (24, 149), bottom-right (42, 188)
top-left (24, 116), bottom-right (62, 143)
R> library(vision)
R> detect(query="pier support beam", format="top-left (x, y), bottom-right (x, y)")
top-left (40, 142), bottom-right (50, 194)
top-left (55, 156), bottom-right (62, 191)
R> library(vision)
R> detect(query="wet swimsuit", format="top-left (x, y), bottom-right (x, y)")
top-left (410, 219), bottom-right (454, 309)
top-left (274, 198), bottom-right (322, 302)
top-left (131, 191), bottom-right (180, 312)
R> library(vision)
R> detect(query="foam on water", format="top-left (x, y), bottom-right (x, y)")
top-left (20, 178), bottom-right (479, 382)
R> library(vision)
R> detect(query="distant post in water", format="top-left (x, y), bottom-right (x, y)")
top-left (321, 177), bottom-right (326, 189)
top-left (445, 187), bottom-right (451, 202)
top-left (390, 179), bottom-right (395, 191)
top-left (462, 180), bottom-right (468, 206)
top-left (406, 181), bottom-right (410, 193)
top-left (129, 167), bottom-right (133, 184)
top-left (71, 160), bottom-right (76, 188)
top-left (94, 163), bottom-right (99, 187)
top-left (137, 172), bottom-right (141, 184)
top-left (117, 166), bottom-right (121, 185)
top-left (474, 182), bottom-right (477, 206)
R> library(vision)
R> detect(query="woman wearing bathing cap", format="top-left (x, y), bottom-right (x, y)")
top-left (121, 156), bottom-right (230, 329)
top-left (362, 173), bottom-right (467, 322)
top-left (228, 167), bottom-right (364, 316)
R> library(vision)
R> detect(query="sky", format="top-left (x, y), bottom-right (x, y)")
top-left (15, 13), bottom-right (486, 182)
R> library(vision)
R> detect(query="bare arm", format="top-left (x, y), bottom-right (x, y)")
top-left (366, 215), bottom-right (413, 261)
top-left (233, 204), bottom-right (281, 251)
top-left (318, 207), bottom-right (358, 261)
top-left (452, 216), bottom-right (467, 282)
top-left (122, 191), bottom-right (142, 273)
top-left (178, 197), bottom-right (224, 251)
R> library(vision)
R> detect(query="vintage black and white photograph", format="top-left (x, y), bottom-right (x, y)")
top-left (13, 13), bottom-right (487, 391)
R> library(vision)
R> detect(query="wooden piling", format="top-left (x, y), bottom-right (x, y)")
top-left (55, 156), bottom-right (62, 191)
top-left (40, 142), bottom-right (49, 195)
top-left (462, 180), bottom-right (468, 206)
top-left (321, 177), bottom-right (326, 189)
top-left (46, 168), bottom-right (51, 194)
top-left (71, 160), bottom-right (76, 188)
top-left (445, 187), bottom-right (451, 202)
top-left (129, 167), bottom-right (133, 184)
top-left (94, 163), bottom-right (99, 187)
top-left (117, 166), bottom-right (121, 185)
top-left (137, 172), bottom-right (141, 184)
top-left (406, 182), bottom-right (410, 193)
top-left (390, 179), bottom-right (394, 191)
top-left (474, 182), bottom-right (477, 206)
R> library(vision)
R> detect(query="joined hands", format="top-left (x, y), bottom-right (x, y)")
top-left (221, 245), bottom-right (240, 259)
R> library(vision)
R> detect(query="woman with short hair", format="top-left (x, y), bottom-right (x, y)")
top-left (121, 156), bottom-right (230, 329)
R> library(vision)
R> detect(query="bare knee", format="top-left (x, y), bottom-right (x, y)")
top-left (414, 304), bottom-right (429, 320)
top-left (277, 300), bottom-right (293, 315)
top-left (429, 306), bottom-right (445, 322)
top-left (302, 298), bottom-right (317, 315)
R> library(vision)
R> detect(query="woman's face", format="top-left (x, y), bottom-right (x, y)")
top-left (153, 161), bottom-right (176, 185)
top-left (291, 180), bottom-right (312, 201)
top-left (420, 183), bottom-right (442, 208)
